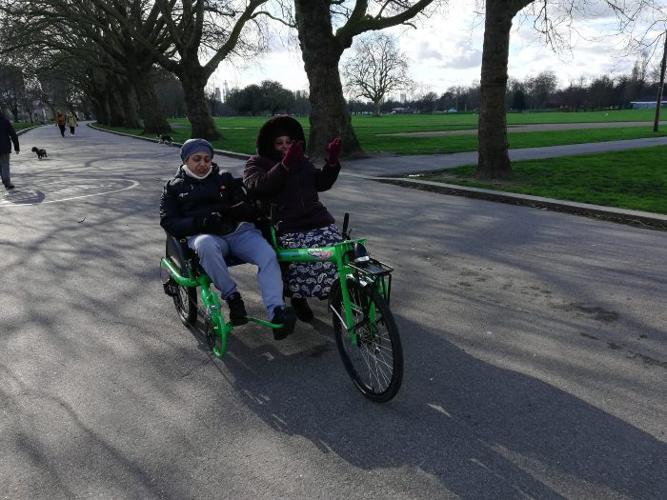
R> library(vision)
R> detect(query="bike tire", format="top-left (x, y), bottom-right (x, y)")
top-left (329, 278), bottom-right (403, 402)
top-left (173, 280), bottom-right (197, 326)
top-left (165, 244), bottom-right (198, 326)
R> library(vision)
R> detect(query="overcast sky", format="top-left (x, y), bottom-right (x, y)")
top-left (212, 0), bottom-right (666, 98)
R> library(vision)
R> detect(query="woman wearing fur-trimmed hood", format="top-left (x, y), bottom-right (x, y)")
top-left (244, 115), bottom-right (343, 323)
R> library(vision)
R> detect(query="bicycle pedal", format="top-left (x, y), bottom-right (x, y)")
top-left (229, 316), bottom-right (248, 326)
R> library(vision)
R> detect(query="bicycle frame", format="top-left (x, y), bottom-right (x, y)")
top-left (160, 225), bottom-right (393, 359)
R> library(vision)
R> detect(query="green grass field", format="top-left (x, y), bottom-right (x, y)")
top-left (99, 108), bottom-right (666, 155)
top-left (418, 145), bottom-right (667, 214)
top-left (358, 127), bottom-right (667, 155)
top-left (14, 122), bottom-right (35, 131)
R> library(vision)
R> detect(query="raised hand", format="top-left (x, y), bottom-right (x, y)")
top-left (282, 140), bottom-right (304, 170)
top-left (325, 137), bottom-right (342, 165)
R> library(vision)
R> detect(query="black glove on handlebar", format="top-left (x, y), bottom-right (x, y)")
top-left (228, 201), bottom-right (257, 222)
top-left (194, 212), bottom-right (234, 235)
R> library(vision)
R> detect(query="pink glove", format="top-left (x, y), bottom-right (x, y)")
top-left (326, 137), bottom-right (342, 164)
top-left (282, 140), bottom-right (304, 170)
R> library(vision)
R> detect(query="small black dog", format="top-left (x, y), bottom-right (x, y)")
top-left (157, 134), bottom-right (174, 145)
top-left (31, 146), bottom-right (48, 160)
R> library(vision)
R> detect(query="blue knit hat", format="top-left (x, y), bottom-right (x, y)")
top-left (180, 138), bottom-right (214, 162)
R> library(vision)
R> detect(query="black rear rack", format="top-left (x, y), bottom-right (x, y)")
top-left (348, 257), bottom-right (393, 277)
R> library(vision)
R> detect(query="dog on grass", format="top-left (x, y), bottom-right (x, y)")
top-left (31, 146), bottom-right (48, 160)
top-left (157, 134), bottom-right (174, 145)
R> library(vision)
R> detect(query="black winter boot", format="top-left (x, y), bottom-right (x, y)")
top-left (291, 297), bottom-right (314, 322)
top-left (225, 292), bottom-right (248, 326)
top-left (271, 306), bottom-right (297, 340)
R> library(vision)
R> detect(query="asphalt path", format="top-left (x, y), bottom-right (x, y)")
top-left (345, 135), bottom-right (667, 177)
top-left (1, 124), bottom-right (666, 499)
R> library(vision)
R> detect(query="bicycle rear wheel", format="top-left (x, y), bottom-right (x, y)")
top-left (173, 280), bottom-right (197, 326)
top-left (329, 279), bottom-right (403, 402)
top-left (165, 243), bottom-right (197, 326)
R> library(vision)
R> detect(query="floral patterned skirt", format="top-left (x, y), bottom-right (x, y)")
top-left (279, 224), bottom-right (343, 299)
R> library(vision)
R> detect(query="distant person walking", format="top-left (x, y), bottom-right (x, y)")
top-left (0, 110), bottom-right (20, 190)
top-left (55, 111), bottom-right (66, 137)
top-left (66, 111), bottom-right (78, 135)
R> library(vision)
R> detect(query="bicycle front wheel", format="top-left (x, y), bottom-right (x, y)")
top-left (329, 279), bottom-right (403, 402)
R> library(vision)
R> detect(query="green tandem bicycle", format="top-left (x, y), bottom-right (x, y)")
top-left (160, 214), bottom-right (403, 402)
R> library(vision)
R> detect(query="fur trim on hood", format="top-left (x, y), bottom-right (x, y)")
top-left (256, 115), bottom-right (306, 160)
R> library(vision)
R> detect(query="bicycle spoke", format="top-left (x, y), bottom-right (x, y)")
top-left (352, 323), bottom-right (392, 386)
top-left (358, 344), bottom-right (383, 391)
top-left (332, 278), bottom-right (403, 402)
top-left (365, 339), bottom-right (394, 354)
top-left (365, 344), bottom-right (393, 387)
top-left (363, 348), bottom-right (394, 371)
top-left (365, 347), bottom-right (389, 391)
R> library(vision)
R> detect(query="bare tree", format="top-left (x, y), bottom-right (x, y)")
top-left (609, 3), bottom-right (666, 130)
top-left (0, 64), bottom-right (25, 121)
top-left (477, 0), bottom-right (659, 180)
top-left (291, 0), bottom-right (438, 159)
top-left (476, 0), bottom-right (654, 179)
top-left (2, 0), bottom-right (270, 137)
top-left (91, 0), bottom-right (270, 140)
top-left (653, 30), bottom-right (667, 131)
top-left (478, 0), bottom-right (532, 180)
top-left (0, 0), bottom-right (173, 132)
top-left (342, 33), bottom-right (412, 116)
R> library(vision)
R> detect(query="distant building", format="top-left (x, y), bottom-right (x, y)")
top-left (630, 101), bottom-right (667, 109)
top-left (214, 87), bottom-right (221, 101)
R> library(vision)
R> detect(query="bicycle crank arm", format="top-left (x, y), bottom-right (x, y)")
top-left (247, 317), bottom-right (284, 329)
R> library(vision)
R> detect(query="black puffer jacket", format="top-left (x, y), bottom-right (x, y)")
top-left (160, 163), bottom-right (252, 238)
top-left (243, 116), bottom-right (340, 235)
top-left (0, 115), bottom-right (19, 155)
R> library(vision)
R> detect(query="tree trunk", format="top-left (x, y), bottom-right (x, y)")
top-left (653, 30), bottom-right (667, 132)
top-left (133, 72), bottom-right (172, 134)
top-left (123, 89), bottom-right (142, 129)
top-left (114, 78), bottom-right (141, 128)
top-left (179, 70), bottom-right (220, 140)
top-left (294, 0), bottom-right (364, 160)
top-left (373, 100), bottom-right (381, 117)
top-left (90, 94), bottom-right (109, 124)
top-left (109, 90), bottom-right (127, 126)
top-left (477, 0), bottom-right (516, 179)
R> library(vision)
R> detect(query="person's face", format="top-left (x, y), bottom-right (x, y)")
top-left (186, 152), bottom-right (212, 176)
top-left (274, 135), bottom-right (293, 156)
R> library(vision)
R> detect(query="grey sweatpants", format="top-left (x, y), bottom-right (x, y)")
top-left (0, 153), bottom-right (10, 186)
top-left (188, 223), bottom-right (284, 318)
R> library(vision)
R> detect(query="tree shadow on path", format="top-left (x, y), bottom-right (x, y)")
top-left (215, 313), bottom-right (666, 499)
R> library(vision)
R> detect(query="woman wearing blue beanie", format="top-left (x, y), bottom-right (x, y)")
top-left (180, 138), bottom-right (214, 163)
top-left (160, 138), bottom-right (296, 339)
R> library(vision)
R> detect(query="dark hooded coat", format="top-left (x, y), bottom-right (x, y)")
top-left (243, 116), bottom-right (340, 235)
top-left (0, 114), bottom-right (19, 155)
top-left (160, 163), bottom-right (252, 238)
